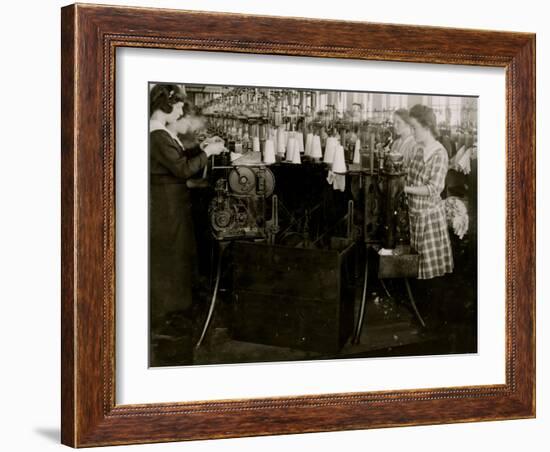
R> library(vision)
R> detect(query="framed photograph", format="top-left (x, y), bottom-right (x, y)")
top-left (61, 3), bottom-right (535, 447)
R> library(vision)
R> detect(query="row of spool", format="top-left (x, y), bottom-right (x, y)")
top-left (244, 128), bottom-right (362, 173)
top-left (195, 86), bottom-right (398, 174)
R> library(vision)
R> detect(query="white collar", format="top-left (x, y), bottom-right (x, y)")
top-left (421, 140), bottom-right (443, 162)
top-left (149, 119), bottom-right (168, 133)
top-left (149, 119), bottom-right (184, 149)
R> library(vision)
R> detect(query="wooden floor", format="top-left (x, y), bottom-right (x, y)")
top-left (192, 278), bottom-right (476, 366)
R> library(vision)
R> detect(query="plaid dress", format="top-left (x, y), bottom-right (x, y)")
top-left (391, 134), bottom-right (416, 169)
top-left (407, 141), bottom-right (454, 279)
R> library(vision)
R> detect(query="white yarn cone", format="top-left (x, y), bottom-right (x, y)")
top-left (291, 144), bottom-right (302, 164)
top-left (353, 139), bottom-right (361, 164)
top-left (305, 133), bottom-right (314, 156)
top-left (324, 137), bottom-right (337, 164)
top-left (263, 139), bottom-right (276, 164)
top-left (272, 129), bottom-right (278, 155)
top-left (286, 137), bottom-right (297, 161)
top-left (332, 144), bottom-right (347, 173)
top-left (296, 132), bottom-right (305, 154)
top-left (311, 135), bottom-right (323, 159)
top-left (252, 136), bottom-right (261, 153)
top-left (271, 128), bottom-right (278, 147)
top-left (284, 131), bottom-right (292, 151)
top-left (277, 127), bottom-right (286, 155)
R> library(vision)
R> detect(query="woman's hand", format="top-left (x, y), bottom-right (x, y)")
top-left (200, 136), bottom-right (224, 149)
top-left (199, 136), bottom-right (226, 156)
top-left (202, 141), bottom-right (226, 157)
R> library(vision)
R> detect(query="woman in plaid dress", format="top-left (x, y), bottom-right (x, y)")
top-left (404, 105), bottom-right (454, 279)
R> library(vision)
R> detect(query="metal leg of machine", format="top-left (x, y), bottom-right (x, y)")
top-left (380, 279), bottom-right (393, 299)
top-left (352, 244), bottom-right (369, 344)
top-left (195, 242), bottom-right (229, 349)
top-left (404, 277), bottom-right (426, 328)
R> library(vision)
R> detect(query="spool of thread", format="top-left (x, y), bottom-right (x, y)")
top-left (324, 137), bottom-right (337, 164)
top-left (353, 139), bottom-right (361, 164)
top-left (286, 131), bottom-right (298, 151)
top-left (305, 133), bottom-right (314, 156)
top-left (332, 144), bottom-right (347, 173)
top-left (286, 137), bottom-right (297, 161)
top-left (311, 135), bottom-right (323, 159)
top-left (252, 136), bottom-right (261, 153)
top-left (369, 133), bottom-right (375, 173)
top-left (272, 128), bottom-right (278, 154)
top-left (291, 143), bottom-right (302, 164)
top-left (296, 132), bottom-right (305, 154)
top-left (277, 127), bottom-right (286, 155)
top-left (263, 139), bottom-right (276, 164)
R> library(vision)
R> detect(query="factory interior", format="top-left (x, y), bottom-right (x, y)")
top-left (150, 84), bottom-right (478, 367)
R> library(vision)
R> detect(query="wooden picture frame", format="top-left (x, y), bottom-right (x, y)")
top-left (61, 3), bottom-right (536, 447)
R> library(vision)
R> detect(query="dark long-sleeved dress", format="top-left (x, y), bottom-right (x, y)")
top-left (149, 128), bottom-right (208, 326)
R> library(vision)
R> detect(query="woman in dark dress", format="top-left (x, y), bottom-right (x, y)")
top-left (149, 84), bottom-right (224, 347)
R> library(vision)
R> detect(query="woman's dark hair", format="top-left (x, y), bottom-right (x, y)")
top-left (409, 104), bottom-right (438, 137)
top-left (149, 84), bottom-right (186, 117)
top-left (394, 108), bottom-right (412, 125)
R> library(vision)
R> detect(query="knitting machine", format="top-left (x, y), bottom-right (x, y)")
top-left (360, 150), bottom-right (410, 248)
top-left (208, 160), bottom-right (278, 241)
top-left (196, 157), bottom-right (278, 348)
top-left (191, 85), bottom-right (455, 350)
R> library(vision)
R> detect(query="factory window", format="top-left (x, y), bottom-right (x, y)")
top-left (428, 96), bottom-right (464, 125)
top-left (430, 96), bottom-right (448, 123)
top-left (448, 96), bottom-right (464, 126)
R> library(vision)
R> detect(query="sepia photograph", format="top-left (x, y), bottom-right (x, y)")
top-left (148, 82), bottom-right (478, 367)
